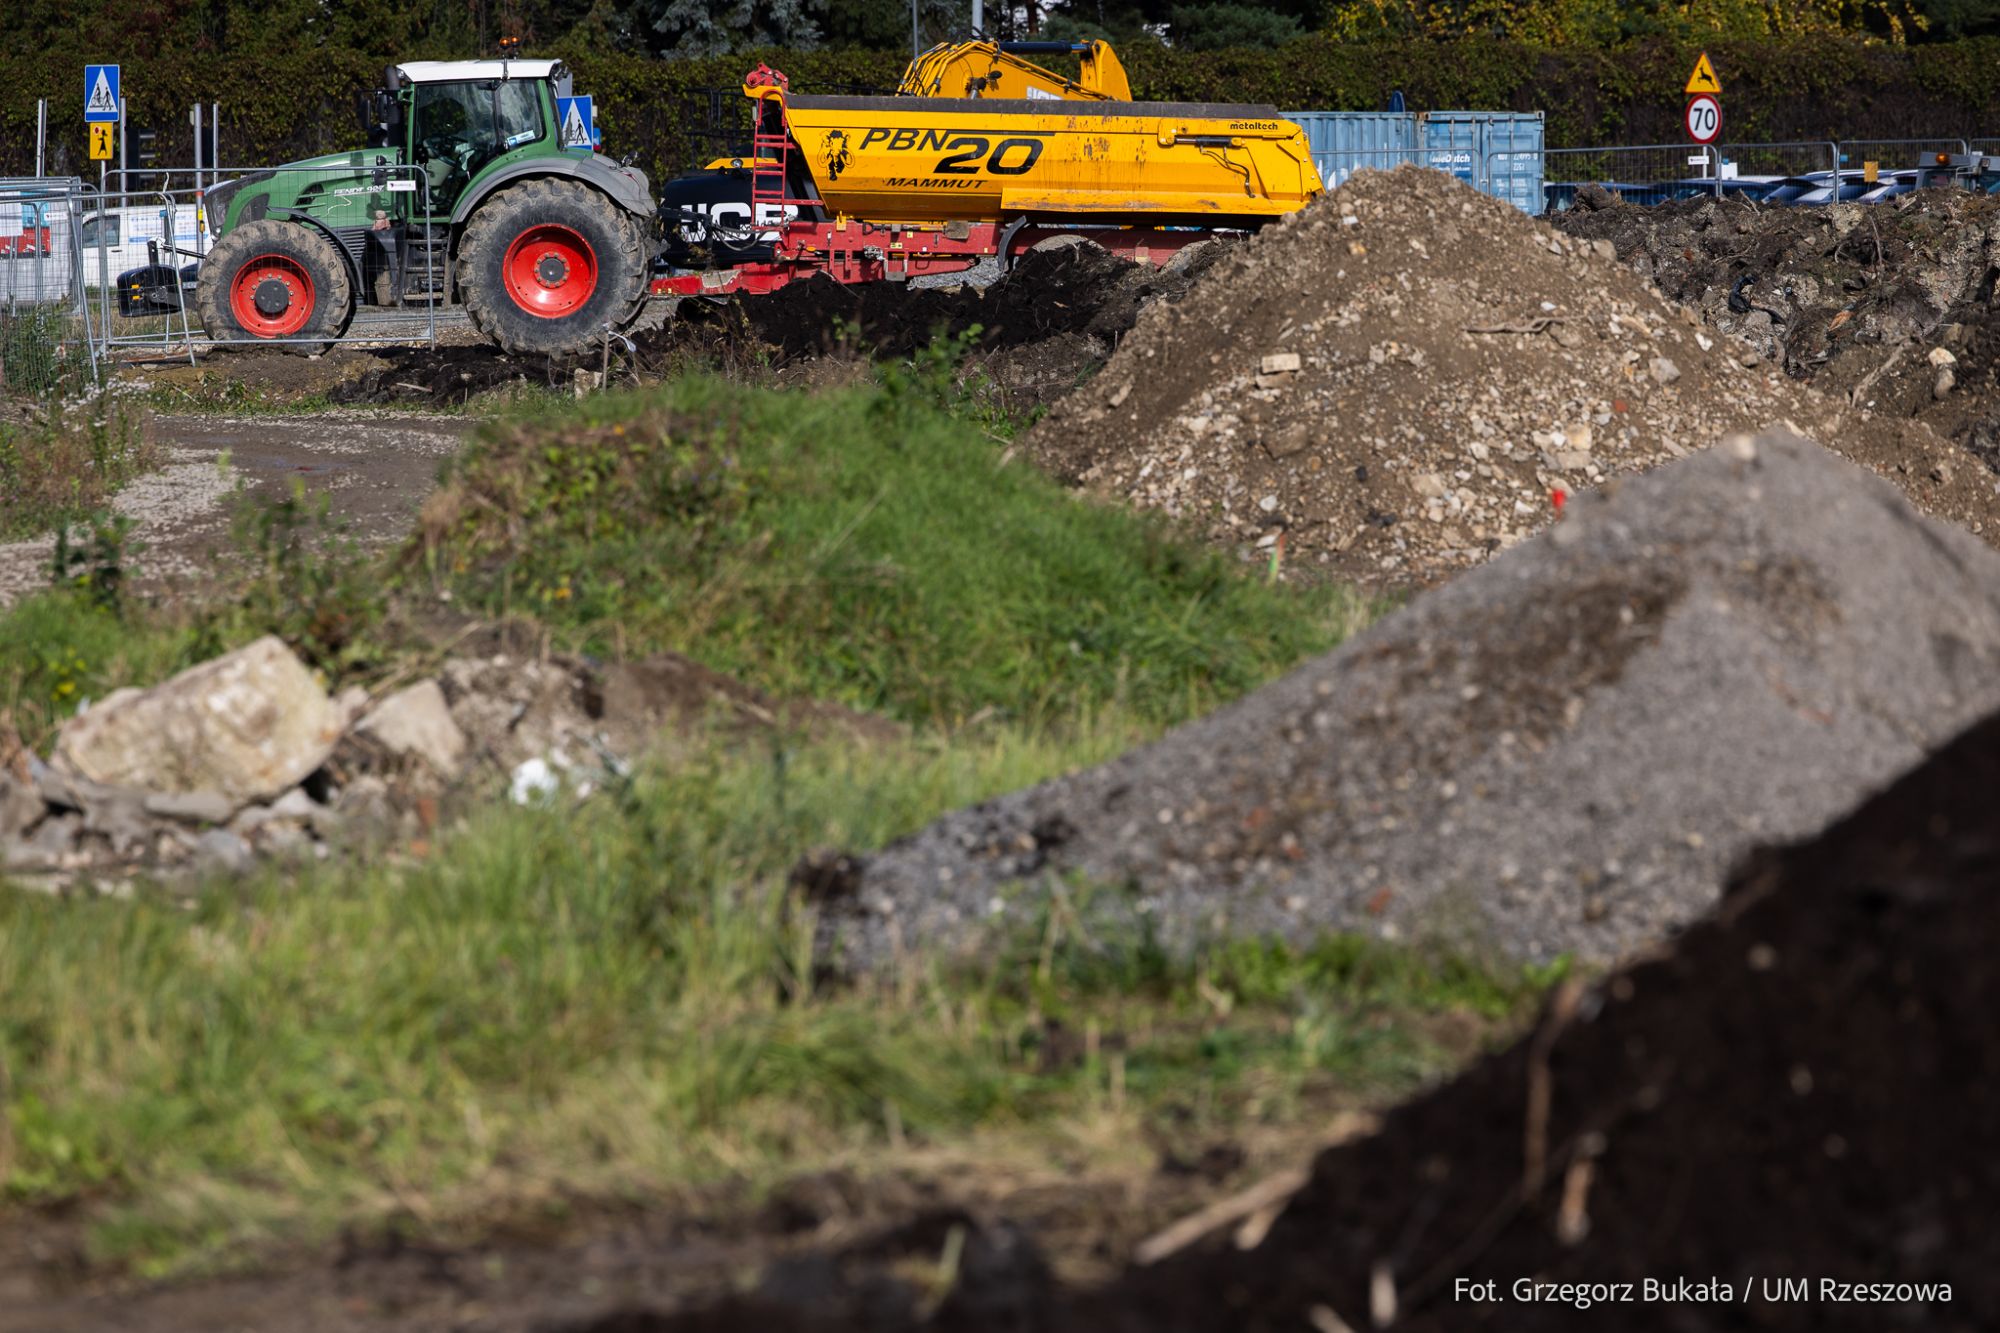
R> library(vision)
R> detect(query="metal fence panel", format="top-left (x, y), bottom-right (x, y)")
top-left (1837, 138), bottom-right (1969, 169)
top-left (0, 176), bottom-right (97, 396)
top-left (1717, 140), bottom-right (1838, 180)
top-left (95, 164), bottom-right (439, 358)
top-left (1540, 143), bottom-right (1725, 209)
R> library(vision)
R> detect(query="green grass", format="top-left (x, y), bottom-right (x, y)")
top-left (0, 723), bottom-right (1555, 1276)
top-left (0, 590), bottom-right (222, 749)
top-left (0, 398), bottom-right (162, 540)
top-left (0, 371), bottom-right (1506, 1281)
top-left (415, 372), bottom-right (1372, 727)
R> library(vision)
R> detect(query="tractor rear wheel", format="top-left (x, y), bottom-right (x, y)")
top-left (457, 179), bottom-right (648, 357)
top-left (196, 219), bottom-right (354, 356)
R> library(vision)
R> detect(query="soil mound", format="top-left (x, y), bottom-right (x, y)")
top-left (658, 238), bottom-right (1220, 362)
top-left (330, 343), bottom-right (585, 405)
top-left (330, 240), bottom-right (1224, 411)
top-left (1084, 693), bottom-right (2000, 1332)
top-left (644, 238), bottom-right (1226, 415)
top-left (833, 431), bottom-right (2000, 968)
top-left (1554, 189), bottom-right (2000, 474)
top-left (1028, 167), bottom-right (1996, 591)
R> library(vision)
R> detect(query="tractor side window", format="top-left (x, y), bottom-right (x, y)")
top-left (81, 215), bottom-right (120, 246)
top-left (494, 82), bottom-right (542, 152)
top-left (413, 81), bottom-right (485, 212)
top-left (412, 80), bottom-right (544, 213)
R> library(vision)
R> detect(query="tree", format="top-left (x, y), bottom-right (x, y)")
top-left (821, 0), bottom-right (969, 51)
top-left (1911, 0), bottom-right (2000, 35)
top-left (638, 0), bottom-right (823, 55)
top-left (1169, 2), bottom-right (1304, 46)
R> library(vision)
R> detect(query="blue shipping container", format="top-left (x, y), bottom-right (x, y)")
top-left (1421, 111), bottom-right (1547, 216)
top-left (1283, 111), bottom-right (1419, 190)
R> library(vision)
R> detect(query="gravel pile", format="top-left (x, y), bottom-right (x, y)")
top-left (1555, 187), bottom-right (2000, 475)
top-left (830, 431), bottom-right (2000, 967)
top-left (1027, 166), bottom-right (1998, 591)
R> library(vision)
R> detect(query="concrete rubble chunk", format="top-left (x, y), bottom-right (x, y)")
top-left (53, 635), bottom-right (341, 804)
top-left (195, 828), bottom-right (254, 873)
top-left (143, 790), bottom-right (238, 825)
top-left (355, 680), bottom-right (469, 778)
top-left (1260, 352), bottom-right (1302, 375)
top-left (0, 772), bottom-right (41, 841)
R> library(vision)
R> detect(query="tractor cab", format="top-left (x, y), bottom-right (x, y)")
top-left (382, 60), bottom-right (569, 217)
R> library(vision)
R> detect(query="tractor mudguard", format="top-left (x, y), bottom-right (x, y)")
top-left (449, 155), bottom-right (654, 229)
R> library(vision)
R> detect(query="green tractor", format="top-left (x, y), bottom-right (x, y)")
top-left (196, 59), bottom-right (654, 356)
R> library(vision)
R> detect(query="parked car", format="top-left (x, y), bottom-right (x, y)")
top-left (80, 204), bottom-right (203, 276)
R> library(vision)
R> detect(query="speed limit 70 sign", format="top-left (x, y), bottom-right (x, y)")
top-left (1684, 94), bottom-right (1721, 145)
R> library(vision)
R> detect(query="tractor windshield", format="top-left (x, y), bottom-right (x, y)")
top-left (412, 79), bottom-right (543, 212)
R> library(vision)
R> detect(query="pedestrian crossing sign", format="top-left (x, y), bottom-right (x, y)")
top-left (85, 64), bottom-right (121, 122)
top-left (556, 95), bottom-right (595, 154)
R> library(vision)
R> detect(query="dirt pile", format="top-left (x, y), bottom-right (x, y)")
top-left (830, 431), bottom-right (2000, 968)
top-left (1081, 694), bottom-right (2000, 1332)
top-left (328, 240), bottom-right (1225, 411)
top-left (1555, 189), bottom-right (2000, 473)
top-left (1029, 166), bottom-right (1997, 591)
top-left (660, 238), bottom-right (1221, 362)
top-left (330, 343), bottom-right (592, 405)
top-left (643, 238), bottom-right (1225, 414)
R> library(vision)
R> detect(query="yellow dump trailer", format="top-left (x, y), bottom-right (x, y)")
top-left (763, 89), bottom-right (1322, 227)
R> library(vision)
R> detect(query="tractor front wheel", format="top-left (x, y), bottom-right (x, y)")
top-left (457, 179), bottom-right (648, 357)
top-left (196, 220), bottom-right (354, 356)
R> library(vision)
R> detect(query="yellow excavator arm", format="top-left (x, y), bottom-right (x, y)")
top-left (897, 39), bottom-right (1132, 102)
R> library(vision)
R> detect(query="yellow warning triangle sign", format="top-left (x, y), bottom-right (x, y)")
top-left (1685, 52), bottom-right (1722, 95)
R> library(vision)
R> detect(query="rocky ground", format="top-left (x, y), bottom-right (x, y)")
top-left (1554, 187), bottom-right (2000, 474)
top-left (0, 412), bottom-right (467, 604)
top-left (1, 626), bottom-right (897, 890)
top-left (1027, 167), bottom-right (1999, 591)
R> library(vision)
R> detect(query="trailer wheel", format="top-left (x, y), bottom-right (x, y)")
top-left (458, 179), bottom-right (648, 357)
top-left (196, 219), bottom-right (354, 356)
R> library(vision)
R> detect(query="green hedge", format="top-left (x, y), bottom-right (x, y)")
top-left (4, 37), bottom-right (1995, 192)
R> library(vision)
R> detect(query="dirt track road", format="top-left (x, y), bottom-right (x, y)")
top-left (0, 412), bottom-right (470, 605)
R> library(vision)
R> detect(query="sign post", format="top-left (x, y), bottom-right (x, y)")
top-left (1682, 53), bottom-right (1722, 197)
top-left (86, 64), bottom-right (122, 295)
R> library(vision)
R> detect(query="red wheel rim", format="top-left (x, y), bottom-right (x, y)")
top-left (503, 224), bottom-right (598, 318)
top-left (227, 254), bottom-right (316, 338)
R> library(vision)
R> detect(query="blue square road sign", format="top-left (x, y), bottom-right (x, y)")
top-left (556, 95), bottom-right (595, 154)
top-left (85, 64), bottom-right (121, 123)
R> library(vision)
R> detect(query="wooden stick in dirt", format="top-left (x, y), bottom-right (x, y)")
top-left (1133, 1167), bottom-right (1310, 1265)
